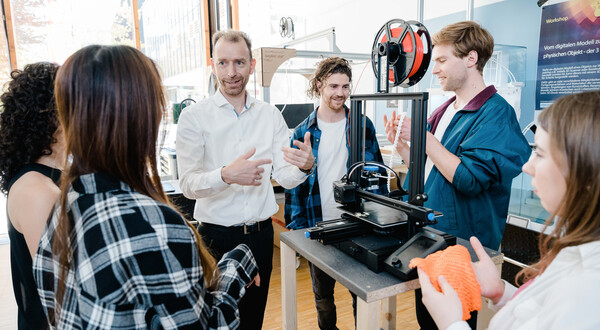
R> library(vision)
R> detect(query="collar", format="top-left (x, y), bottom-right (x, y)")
top-left (557, 240), bottom-right (600, 271)
top-left (212, 89), bottom-right (256, 112)
top-left (428, 85), bottom-right (497, 133)
top-left (72, 172), bottom-right (134, 195)
top-left (307, 105), bottom-right (350, 128)
top-left (462, 85), bottom-right (497, 111)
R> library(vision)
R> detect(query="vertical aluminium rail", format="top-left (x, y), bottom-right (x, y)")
top-left (349, 98), bottom-right (363, 183)
top-left (408, 94), bottom-right (428, 206)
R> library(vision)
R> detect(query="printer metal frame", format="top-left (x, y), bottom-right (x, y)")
top-left (348, 92), bottom-right (431, 240)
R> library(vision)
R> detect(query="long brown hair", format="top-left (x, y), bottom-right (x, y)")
top-left (52, 45), bottom-right (218, 318)
top-left (517, 91), bottom-right (600, 284)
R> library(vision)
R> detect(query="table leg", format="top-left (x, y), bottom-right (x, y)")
top-left (356, 296), bottom-right (381, 330)
top-left (381, 296), bottom-right (396, 330)
top-left (280, 241), bottom-right (297, 329)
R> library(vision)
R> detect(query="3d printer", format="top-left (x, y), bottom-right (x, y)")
top-left (305, 19), bottom-right (456, 280)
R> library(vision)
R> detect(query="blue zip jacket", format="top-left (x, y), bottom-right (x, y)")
top-left (413, 86), bottom-right (531, 250)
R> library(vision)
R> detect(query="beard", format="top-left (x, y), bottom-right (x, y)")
top-left (324, 96), bottom-right (347, 112)
top-left (219, 75), bottom-right (248, 97)
top-left (439, 70), bottom-right (467, 92)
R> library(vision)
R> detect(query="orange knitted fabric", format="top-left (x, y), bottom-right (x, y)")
top-left (409, 245), bottom-right (481, 320)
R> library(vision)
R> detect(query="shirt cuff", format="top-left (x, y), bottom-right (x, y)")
top-left (292, 166), bottom-right (309, 180)
top-left (488, 280), bottom-right (517, 312)
top-left (212, 167), bottom-right (230, 188)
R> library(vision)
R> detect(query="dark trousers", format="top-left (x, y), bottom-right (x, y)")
top-left (308, 261), bottom-right (357, 330)
top-left (415, 289), bottom-right (478, 330)
top-left (198, 219), bottom-right (274, 330)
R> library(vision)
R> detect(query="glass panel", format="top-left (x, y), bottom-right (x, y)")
top-left (139, 0), bottom-right (205, 108)
top-left (0, 15), bottom-right (12, 86)
top-left (11, 0), bottom-right (135, 66)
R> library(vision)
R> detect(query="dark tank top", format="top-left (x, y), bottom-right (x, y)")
top-left (7, 163), bottom-right (60, 330)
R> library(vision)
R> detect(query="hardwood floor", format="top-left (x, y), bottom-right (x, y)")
top-left (0, 243), bottom-right (419, 329)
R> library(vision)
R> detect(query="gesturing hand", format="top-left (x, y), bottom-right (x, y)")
top-left (470, 237), bottom-right (505, 304)
top-left (282, 132), bottom-right (315, 171)
top-left (417, 268), bottom-right (463, 330)
top-left (221, 148), bottom-right (272, 186)
top-left (247, 273), bottom-right (261, 288)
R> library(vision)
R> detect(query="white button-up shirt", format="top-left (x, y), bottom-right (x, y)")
top-left (176, 90), bottom-right (307, 226)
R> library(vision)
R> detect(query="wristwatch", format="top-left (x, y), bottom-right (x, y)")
top-left (300, 162), bottom-right (316, 174)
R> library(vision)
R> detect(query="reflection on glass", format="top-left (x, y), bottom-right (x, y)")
top-left (139, 0), bottom-right (205, 105)
top-left (0, 19), bottom-right (11, 86)
top-left (509, 171), bottom-right (550, 225)
top-left (11, 0), bottom-right (135, 66)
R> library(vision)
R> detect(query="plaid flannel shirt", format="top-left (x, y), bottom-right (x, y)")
top-left (284, 106), bottom-right (386, 230)
top-left (33, 172), bottom-right (258, 329)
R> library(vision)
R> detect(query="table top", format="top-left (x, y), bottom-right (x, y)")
top-left (161, 179), bottom-right (182, 195)
top-left (280, 229), bottom-right (502, 303)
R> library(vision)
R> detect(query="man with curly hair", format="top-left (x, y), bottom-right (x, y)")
top-left (284, 57), bottom-right (386, 330)
top-left (0, 62), bottom-right (65, 330)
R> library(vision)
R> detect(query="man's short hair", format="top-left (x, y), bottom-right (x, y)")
top-left (307, 57), bottom-right (352, 99)
top-left (212, 30), bottom-right (252, 59)
top-left (432, 21), bottom-right (494, 73)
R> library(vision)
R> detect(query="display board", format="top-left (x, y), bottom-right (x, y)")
top-left (535, 0), bottom-right (600, 109)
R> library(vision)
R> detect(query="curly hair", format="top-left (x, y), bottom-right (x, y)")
top-left (0, 62), bottom-right (59, 194)
top-left (307, 57), bottom-right (352, 99)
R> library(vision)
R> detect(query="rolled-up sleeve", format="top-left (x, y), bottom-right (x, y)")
top-left (176, 109), bottom-right (229, 199)
top-left (452, 106), bottom-right (530, 197)
top-left (270, 108), bottom-right (308, 189)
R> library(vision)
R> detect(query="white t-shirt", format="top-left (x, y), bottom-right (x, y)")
top-left (316, 117), bottom-right (348, 220)
top-left (424, 101), bottom-right (460, 182)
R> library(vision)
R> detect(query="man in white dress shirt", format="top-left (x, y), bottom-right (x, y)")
top-left (176, 30), bottom-right (315, 330)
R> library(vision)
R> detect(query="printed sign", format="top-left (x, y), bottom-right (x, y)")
top-left (536, 0), bottom-right (600, 109)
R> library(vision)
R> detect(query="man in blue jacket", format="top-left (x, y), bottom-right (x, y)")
top-left (384, 21), bottom-right (530, 329)
top-left (285, 57), bottom-right (386, 330)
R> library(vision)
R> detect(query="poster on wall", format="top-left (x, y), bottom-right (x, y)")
top-left (536, 0), bottom-right (600, 109)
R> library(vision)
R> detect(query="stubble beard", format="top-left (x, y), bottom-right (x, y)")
top-left (326, 96), bottom-right (347, 112)
top-left (220, 76), bottom-right (248, 98)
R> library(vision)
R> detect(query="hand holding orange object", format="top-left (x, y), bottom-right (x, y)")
top-left (410, 244), bottom-right (481, 321)
top-left (470, 236), bottom-right (505, 304)
top-left (417, 268), bottom-right (464, 330)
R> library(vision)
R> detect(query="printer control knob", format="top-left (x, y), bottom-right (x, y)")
top-left (391, 257), bottom-right (402, 268)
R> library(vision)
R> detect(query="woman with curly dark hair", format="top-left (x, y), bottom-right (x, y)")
top-left (0, 61), bottom-right (65, 330)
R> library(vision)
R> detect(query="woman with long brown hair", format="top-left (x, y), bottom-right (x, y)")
top-left (33, 45), bottom-right (258, 329)
top-left (417, 90), bottom-right (600, 329)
